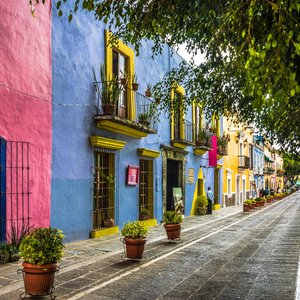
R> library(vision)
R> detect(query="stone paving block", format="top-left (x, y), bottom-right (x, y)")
top-left (56, 268), bottom-right (91, 283)
top-left (0, 278), bottom-right (12, 286)
top-left (59, 277), bottom-right (95, 290)
top-left (190, 285), bottom-right (224, 300)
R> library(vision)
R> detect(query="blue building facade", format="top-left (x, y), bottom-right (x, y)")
top-left (50, 4), bottom-right (222, 241)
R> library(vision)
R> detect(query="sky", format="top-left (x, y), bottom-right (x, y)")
top-left (177, 44), bottom-right (206, 65)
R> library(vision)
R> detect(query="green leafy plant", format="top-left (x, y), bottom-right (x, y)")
top-left (266, 195), bottom-right (273, 199)
top-left (138, 112), bottom-right (150, 122)
top-left (121, 221), bottom-right (148, 239)
top-left (196, 195), bottom-right (208, 208)
top-left (8, 221), bottom-right (32, 250)
top-left (255, 197), bottom-right (265, 202)
top-left (140, 207), bottom-right (150, 217)
top-left (19, 227), bottom-right (65, 265)
top-left (93, 63), bottom-right (121, 106)
top-left (163, 210), bottom-right (182, 224)
top-left (0, 242), bottom-right (10, 264)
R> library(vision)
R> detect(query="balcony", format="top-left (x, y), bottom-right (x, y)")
top-left (264, 166), bottom-right (275, 175)
top-left (277, 168), bottom-right (285, 177)
top-left (94, 81), bottom-right (157, 138)
top-left (171, 119), bottom-right (194, 149)
top-left (194, 128), bottom-right (212, 155)
top-left (238, 155), bottom-right (250, 170)
top-left (217, 135), bottom-right (229, 159)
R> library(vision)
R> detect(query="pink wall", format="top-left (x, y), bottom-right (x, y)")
top-left (0, 2), bottom-right (52, 230)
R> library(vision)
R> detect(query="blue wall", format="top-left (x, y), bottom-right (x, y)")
top-left (51, 4), bottom-right (216, 241)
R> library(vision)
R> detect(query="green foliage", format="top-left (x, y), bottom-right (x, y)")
top-left (196, 195), bottom-right (208, 208)
top-left (8, 221), bottom-right (32, 250)
top-left (121, 221), bottom-right (148, 239)
top-left (266, 195), bottom-right (273, 199)
top-left (255, 197), bottom-right (266, 202)
top-left (19, 227), bottom-right (65, 265)
top-left (0, 242), bottom-right (10, 264)
top-left (163, 210), bottom-right (183, 224)
top-left (140, 207), bottom-right (150, 216)
top-left (93, 63), bottom-right (121, 106)
top-left (244, 200), bottom-right (252, 205)
top-left (51, 0), bottom-right (300, 154)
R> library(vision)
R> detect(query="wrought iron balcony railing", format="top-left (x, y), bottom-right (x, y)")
top-left (173, 119), bottom-right (194, 144)
top-left (195, 128), bottom-right (212, 149)
top-left (264, 166), bottom-right (275, 174)
top-left (95, 81), bottom-right (157, 131)
top-left (217, 135), bottom-right (229, 156)
top-left (238, 155), bottom-right (250, 169)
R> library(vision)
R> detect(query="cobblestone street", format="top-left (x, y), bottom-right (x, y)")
top-left (1, 193), bottom-right (300, 299)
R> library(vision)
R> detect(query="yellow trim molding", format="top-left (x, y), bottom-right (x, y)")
top-left (137, 148), bottom-right (160, 158)
top-left (142, 219), bottom-right (157, 228)
top-left (213, 204), bottom-right (221, 210)
top-left (90, 226), bottom-right (119, 238)
top-left (96, 120), bottom-right (148, 138)
top-left (171, 85), bottom-right (185, 141)
top-left (171, 141), bottom-right (187, 149)
top-left (90, 136), bottom-right (126, 150)
top-left (105, 30), bottom-right (135, 120)
top-left (190, 168), bottom-right (205, 215)
top-left (193, 148), bottom-right (209, 156)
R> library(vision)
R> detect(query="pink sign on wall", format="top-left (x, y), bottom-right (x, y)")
top-left (209, 135), bottom-right (217, 166)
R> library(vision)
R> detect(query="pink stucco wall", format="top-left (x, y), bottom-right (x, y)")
top-left (0, 2), bottom-right (52, 230)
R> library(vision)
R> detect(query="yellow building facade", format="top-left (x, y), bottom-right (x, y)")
top-left (222, 120), bottom-right (254, 206)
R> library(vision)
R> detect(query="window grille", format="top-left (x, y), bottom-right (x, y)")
top-left (93, 152), bottom-right (115, 230)
top-left (0, 139), bottom-right (31, 242)
top-left (139, 159), bottom-right (154, 219)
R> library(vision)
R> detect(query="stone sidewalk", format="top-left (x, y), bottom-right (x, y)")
top-left (0, 205), bottom-right (242, 296)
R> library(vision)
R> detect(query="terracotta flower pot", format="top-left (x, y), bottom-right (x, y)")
top-left (243, 204), bottom-right (250, 213)
top-left (164, 223), bottom-right (181, 240)
top-left (21, 262), bottom-right (58, 296)
top-left (131, 83), bottom-right (139, 91)
top-left (124, 238), bottom-right (146, 259)
top-left (102, 104), bottom-right (116, 115)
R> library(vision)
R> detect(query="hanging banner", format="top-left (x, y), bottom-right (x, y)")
top-left (209, 135), bottom-right (217, 166)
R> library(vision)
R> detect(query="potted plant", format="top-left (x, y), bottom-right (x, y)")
top-left (119, 71), bottom-right (128, 86)
top-left (163, 210), bottom-right (183, 240)
top-left (266, 194), bottom-right (274, 204)
top-left (145, 83), bottom-right (152, 97)
top-left (250, 200), bottom-right (256, 210)
top-left (94, 63), bottom-right (121, 115)
top-left (196, 195), bottom-right (208, 215)
top-left (19, 227), bottom-right (64, 298)
top-left (138, 112), bottom-right (151, 126)
top-left (121, 221), bottom-right (148, 259)
top-left (139, 207), bottom-right (150, 220)
top-left (254, 198), bottom-right (261, 208)
top-left (243, 200), bottom-right (251, 213)
top-left (131, 73), bottom-right (139, 91)
top-left (255, 196), bottom-right (266, 207)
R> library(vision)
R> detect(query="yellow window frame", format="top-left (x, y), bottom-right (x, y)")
top-left (192, 101), bottom-right (203, 142)
top-left (212, 115), bottom-right (220, 137)
top-left (171, 85), bottom-right (185, 140)
top-left (139, 159), bottom-right (154, 219)
top-left (105, 30), bottom-right (135, 120)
